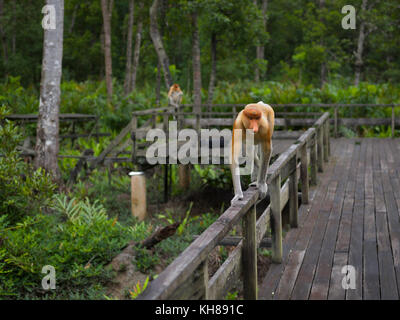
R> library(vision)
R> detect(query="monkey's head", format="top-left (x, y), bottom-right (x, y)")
top-left (243, 105), bottom-right (262, 133)
top-left (172, 84), bottom-right (180, 90)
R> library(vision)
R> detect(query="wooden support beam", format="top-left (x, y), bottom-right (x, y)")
top-left (242, 205), bottom-right (257, 300)
top-left (392, 106), bottom-right (395, 138)
top-left (310, 134), bottom-right (318, 185)
top-left (317, 127), bottom-right (324, 172)
top-left (289, 158), bottom-right (299, 228)
top-left (323, 121), bottom-right (329, 162)
top-left (269, 174), bottom-right (282, 263)
top-left (300, 143), bottom-right (309, 204)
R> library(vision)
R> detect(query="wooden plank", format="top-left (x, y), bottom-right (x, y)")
top-left (273, 250), bottom-right (306, 300)
top-left (363, 141), bottom-right (380, 300)
top-left (346, 139), bottom-right (366, 300)
top-left (91, 119), bottom-right (134, 167)
top-left (261, 139), bottom-right (342, 300)
top-left (380, 140), bottom-right (400, 296)
top-left (375, 210), bottom-right (399, 299)
top-left (328, 252), bottom-right (348, 300)
top-left (309, 139), bottom-right (355, 300)
top-left (259, 139), bottom-right (339, 299)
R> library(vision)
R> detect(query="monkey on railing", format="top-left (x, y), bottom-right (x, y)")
top-left (168, 84), bottom-right (183, 118)
top-left (231, 101), bottom-right (275, 204)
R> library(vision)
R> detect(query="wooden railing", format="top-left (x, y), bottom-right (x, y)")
top-left (131, 103), bottom-right (399, 140)
top-left (137, 112), bottom-right (331, 300)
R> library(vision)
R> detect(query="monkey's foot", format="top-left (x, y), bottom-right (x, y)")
top-left (231, 193), bottom-right (244, 205)
top-left (259, 183), bottom-right (268, 200)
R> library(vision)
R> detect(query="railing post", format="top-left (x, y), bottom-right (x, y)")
top-left (163, 113), bottom-right (169, 202)
top-left (317, 126), bottom-right (324, 172)
top-left (310, 133), bottom-right (318, 186)
top-left (323, 120), bottom-right (329, 162)
top-left (242, 204), bottom-right (257, 300)
top-left (391, 105), bottom-right (395, 138)
top-left (289, 158), bottom-right (299, 228)
top-left (300, 143), bottom-right (309, 204)
top-left (269, 174), bottom-right (282, 263)
top-left (334, 106), bottom-right (338, 138)
top-left (326, 118), bottom-right (331, 156)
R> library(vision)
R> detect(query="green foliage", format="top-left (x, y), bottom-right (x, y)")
top-left (0, 106), bottom-right (56, 224)
top-left (129, 277), bottom-right (149, 299)
top-left (0, 195), bottom-right (137, 299)
top-left (225, 291), bottom-right (239, 300)
top-left (134, 247), bottom-right (160, 273)
top-left (193, 164), bottom-right (231, 190)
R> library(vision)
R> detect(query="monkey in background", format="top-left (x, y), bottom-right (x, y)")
top-left (231, 101), bottom-right (275, 204)
top-left (168, 84), bottom-right (183, 116)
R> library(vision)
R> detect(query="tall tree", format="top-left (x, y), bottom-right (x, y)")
top-left (319, 0), bottom-right (327, 87)
top-left (191, 11), bottom-right (201, 114)
top-left (149, 0), bottom-right (172, 89)
top-left (101, 0), bottom-right (113, 101)
top-left (124, 0), bottom-right (135, 95)
top-left (34, 0), bottom-right (64, 181)
top-left (0, 0), bottom-right (8, 67)
top-left (207, 32), bottom-right (217, 109)
top-left (354, 0), bottom-right (378, 86)
top-left (254, 0), bottom-right (268, 82)
top-left (130, 8), bottom-right (143, 92)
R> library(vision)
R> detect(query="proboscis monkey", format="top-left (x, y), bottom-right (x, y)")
top-left (231, 101), bottom-right (274, 204)
top-left (168, 84), bottom-right (183, 115)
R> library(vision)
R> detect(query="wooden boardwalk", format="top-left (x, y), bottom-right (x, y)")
top-left (259, 138), bottom-right (400, 300)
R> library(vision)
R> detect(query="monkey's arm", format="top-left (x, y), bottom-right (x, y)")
top-left (230, 119), bottom-right (245, 204)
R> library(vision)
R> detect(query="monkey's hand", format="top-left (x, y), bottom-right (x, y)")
top-left (231, 192), bottom-right (244, 205)
top-left (258, 183), bottom-right (268, 200)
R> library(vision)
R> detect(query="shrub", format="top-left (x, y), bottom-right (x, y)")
top-left (0, 196), bottom-right (137, 299)
top-left (0, 106), bottom-right (56, 224)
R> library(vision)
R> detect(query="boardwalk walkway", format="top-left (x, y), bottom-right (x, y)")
top-left (259, 138), bottom-right (400, 300)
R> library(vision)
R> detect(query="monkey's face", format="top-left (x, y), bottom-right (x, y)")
top-left (243, 106), bottom-right (262, 133)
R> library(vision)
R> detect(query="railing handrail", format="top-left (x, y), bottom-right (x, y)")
top-left (131, 103), bottom-right (399, 115)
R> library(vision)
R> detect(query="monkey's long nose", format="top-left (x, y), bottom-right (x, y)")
top-left (250, 120), bottom-right (259, 133)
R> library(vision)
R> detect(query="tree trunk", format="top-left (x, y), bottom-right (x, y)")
top-left (191, 12), bottom-right (201, 114)
top-left (319, 0), bottom-right (326, 88)
top-left (124, 0), bottom-right (135, 95)
top-left (68, 3), bottom-right (78, 34)
top-left (254, 0), bottom-right (268, 82)
top-left (101, 0), bottom-right (113, 101)
top-left (130, 14), bottom-right (143, 91)
top-left (354, 0), bottom-right (368, 86)
top-left (11, 0), bottom-right (16, 55)
top-left (34, 0), bottom-right (64, 182)
top-left (149, 0), bottom-right (172, 89)
top-left (207, 32), bottom-right (217, 113)
top-left (0, 0), bottom-right (8, 66)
